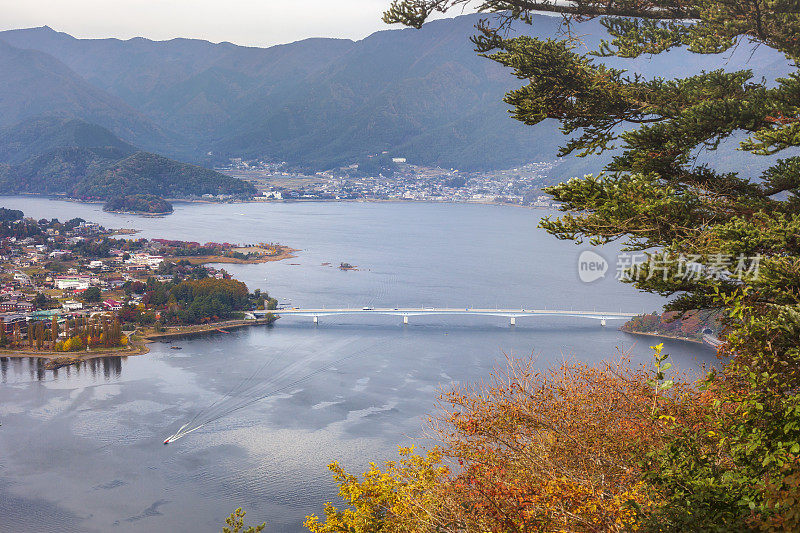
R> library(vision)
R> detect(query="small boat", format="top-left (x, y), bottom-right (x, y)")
top-left (170, 346), bottom-right (183, 350)
top-left (703, 334), bottom-right (724, 348)
top-left (163, 439), bottom-right (170, 445)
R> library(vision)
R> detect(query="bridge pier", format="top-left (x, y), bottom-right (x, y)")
top-left (403, 315), bottom-right (409, 325)
top-left (313, 315), bottom-right (318, 324)
top-left (509, 317), bottom-right (516, 326)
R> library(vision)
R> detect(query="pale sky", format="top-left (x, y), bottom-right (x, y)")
top-left (0, 0), bottom-right (473, 47)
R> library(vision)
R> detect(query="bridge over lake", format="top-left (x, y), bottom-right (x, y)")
top-left (252, 307), bottom-right (640, 326)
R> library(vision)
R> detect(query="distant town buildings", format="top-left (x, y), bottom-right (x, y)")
top-left (62, 300), bottom-right (83, 311)
top-left (103, 299), bottom-right (123, 311)
top-left (217, 159), bottom-right (561, 208)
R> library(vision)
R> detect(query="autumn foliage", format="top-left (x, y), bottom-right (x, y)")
top-left (433, 356), bottom-right (668, 531)
top-left (307, 349), bottom-right (708, 532)
top-left (304, 447), bottom-right (449, 533)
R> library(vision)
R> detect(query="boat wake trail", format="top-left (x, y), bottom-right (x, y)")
top-left (163, 338), bottom-right (385, 444)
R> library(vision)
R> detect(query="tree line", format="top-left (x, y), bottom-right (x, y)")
top-left (0, 315), bottom-right (126, 352)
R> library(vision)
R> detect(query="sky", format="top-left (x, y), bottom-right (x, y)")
top-left (0, 0), bottom-right (474, 47)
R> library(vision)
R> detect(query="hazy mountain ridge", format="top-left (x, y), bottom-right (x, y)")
top-left (0, 15), bottom-right (794, 174)
top-left (0, 115), bottom-right (136, 165)
top-left (0, 116), bottom-right (256, 198)
top-left (0, 39), bottom-right (172, 153)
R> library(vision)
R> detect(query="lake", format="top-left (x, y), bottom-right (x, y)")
top-left (0, 198), bottom-right (716, 532)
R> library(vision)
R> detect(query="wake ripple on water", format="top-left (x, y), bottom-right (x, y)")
top-left (163, 337), bottom-right (394, 445)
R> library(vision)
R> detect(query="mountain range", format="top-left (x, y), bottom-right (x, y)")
top-left (0, 13), bottom-right (794, 179)
top-left (0, 116), bottom-right (255, 199)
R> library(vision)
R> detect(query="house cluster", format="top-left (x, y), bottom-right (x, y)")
top-left (238, 160), bottom-right (560, 207)
top-left (0, 285), bottom-right (34, 313)
top-left (122, 252), bottom-right (165, 271)
top-left (0, 217), bottom-right (170, 337)
top-left (0, 214), bottom-right (258, 346)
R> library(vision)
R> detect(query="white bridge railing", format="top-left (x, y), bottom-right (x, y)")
top-left (252, 307), bottom-right (640, 326)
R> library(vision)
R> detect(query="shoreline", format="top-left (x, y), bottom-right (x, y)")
top-left (620, 329), bottom-right (705, 345)
top-left (141, 316), bottom-right (276, 340)
top-left (0, 317), bottom-right (276, 367)
top-left (244, 197), bottom-right (555, 210)
top-left (166, 245), bottom-right (298, 265)
top-left (103, 208), bottom-right (173, 217)
top-left (8, 194), bottom-right (556, 212)
top-left (0, 342), bottom-right (151, 368)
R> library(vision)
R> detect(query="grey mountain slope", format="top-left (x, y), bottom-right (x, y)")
top-left (0, 116), bottom-right (255, 198)
top-left (0, 26), bottom-right (355, 146)
top-left (0, 15), bottom-right (794, 173)
top-left (0, 115), bottom-right (135, 165)
top-left (0, 39), bottom-right (171, 152)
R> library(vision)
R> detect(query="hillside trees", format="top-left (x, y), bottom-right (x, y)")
top-left (71, 151), bottom-right (257, 199)
top-left (82, 286), bottom-right (102, 303)
top-left (103, 194), bottom-right (174, 214)
top-left (307, 353), bottom-right (710, 532)
top-left (381, 0), bottom-right (800, 528)
top-left (0, 117), bottom-right (256, 199)
top-left (0, 207), bottom-right (23, 221)
top-left (134, 276), bottom-right (256, 325)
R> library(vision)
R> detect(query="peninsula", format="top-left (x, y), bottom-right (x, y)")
top-left (0, 210), bottom-right (287, 365)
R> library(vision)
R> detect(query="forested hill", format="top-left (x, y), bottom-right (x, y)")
top-left (1, 15), bottom-right (792, 174)
top-left (72, 152), bottom-right (257, 199)
top-left (103, 194), bottom-right (174, 214)
top-left (0, 116), bottom-right (256, 199)
top-left (0, 38), bottom-right (169, 151)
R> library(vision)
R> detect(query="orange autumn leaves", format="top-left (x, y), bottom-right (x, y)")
top-left (436, 356), bottom-right (667, 532)
top-left (307, 350), bottom-right (699, 533)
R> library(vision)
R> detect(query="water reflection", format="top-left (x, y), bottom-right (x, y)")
top-left (0, 356), bottom-right (125, 383)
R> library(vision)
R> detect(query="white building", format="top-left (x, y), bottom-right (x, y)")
top-left (126, 253), bottom-right (164, 269)
top-left (13, 272), bottom-right (31, 285)
top-left (55, 276), bottom-right (91, 290)
top-left (62, 300), bottom-right (83, 311)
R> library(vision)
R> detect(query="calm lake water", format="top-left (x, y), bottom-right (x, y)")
top-left (0, 198), bottom-right (716, 532)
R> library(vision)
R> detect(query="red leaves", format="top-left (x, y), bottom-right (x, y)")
top-left (765, 113), bottom-right (799, 125)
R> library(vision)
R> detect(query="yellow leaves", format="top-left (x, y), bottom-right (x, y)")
top-left (305, 446), bottom-right (448, 533)
top-left (60, 335), bottom-right (84, 352)
top-left (429, 355), bottom-right (681, 531)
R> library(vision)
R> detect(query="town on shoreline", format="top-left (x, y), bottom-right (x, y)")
top-left (0, 208), bottom-right (288, 366)
top-left (217, 159), bottom-right (560, 208)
